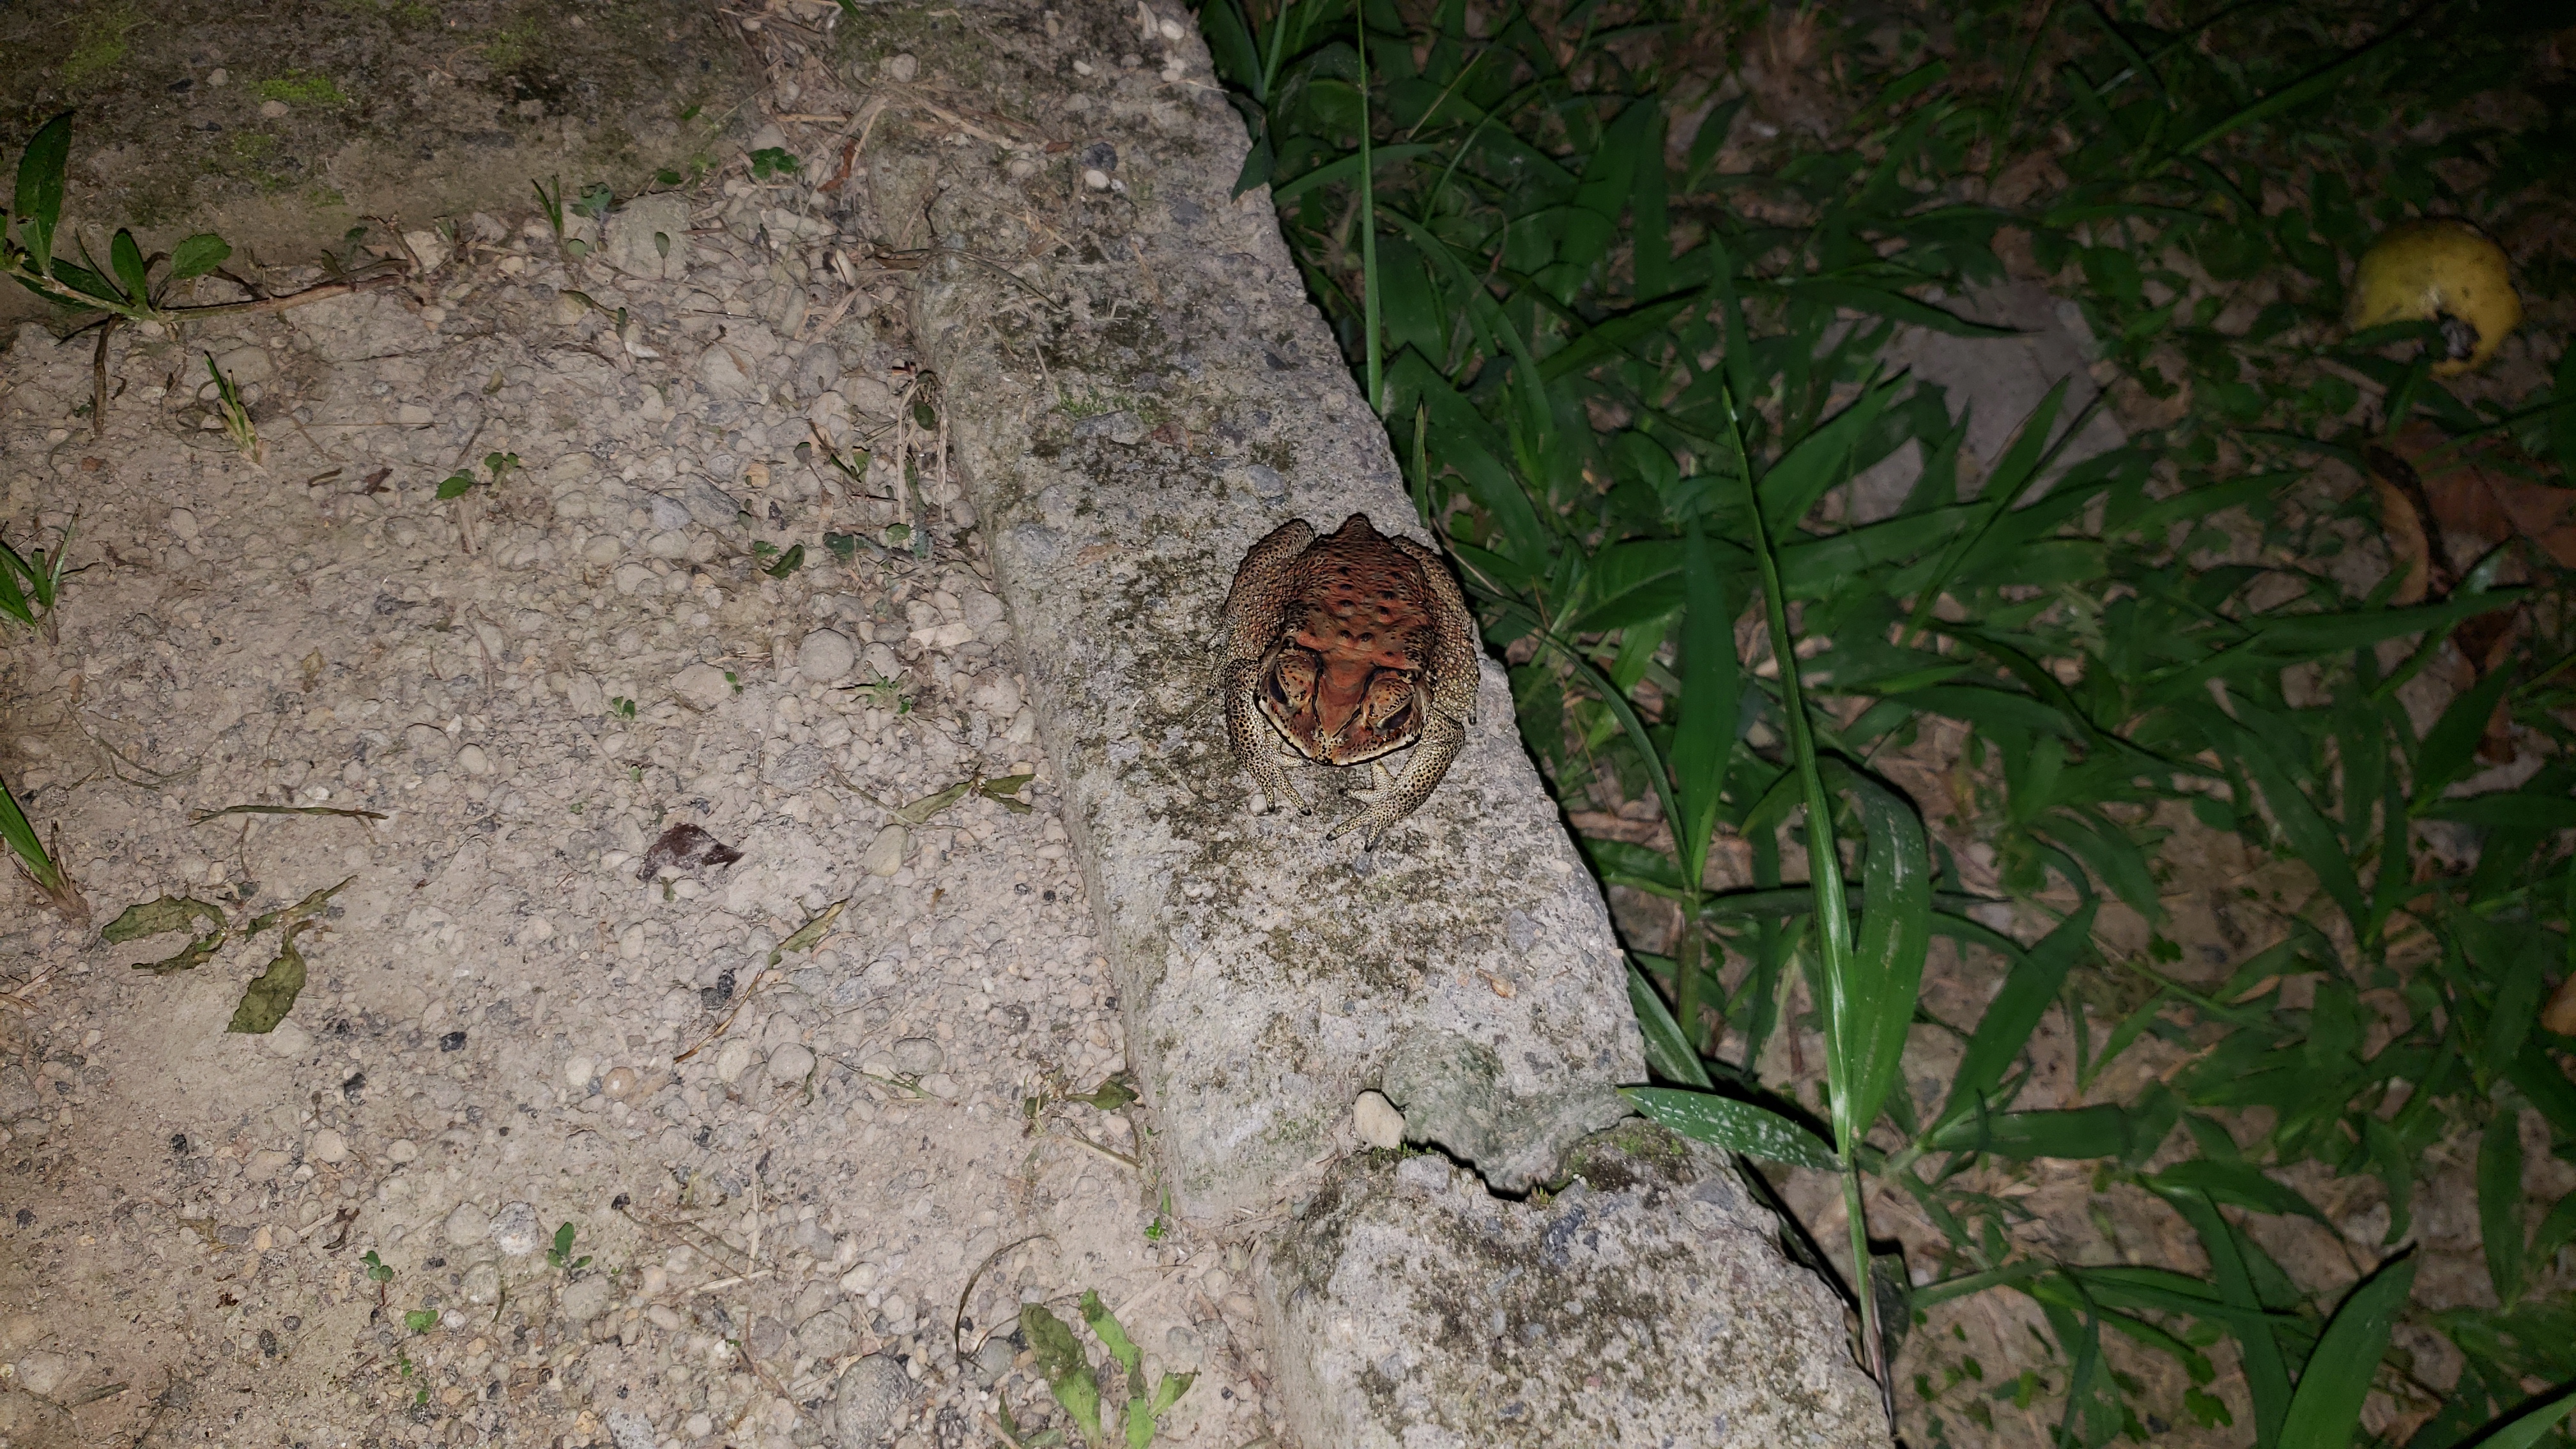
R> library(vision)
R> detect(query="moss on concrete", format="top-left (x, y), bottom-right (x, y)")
top-left (0, 0), bottom-right (748, 321)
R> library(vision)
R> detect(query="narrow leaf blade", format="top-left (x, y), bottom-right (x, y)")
top-left (1622, 1086), bottom-right (1836, 1170)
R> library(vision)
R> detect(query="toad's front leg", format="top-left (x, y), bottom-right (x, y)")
top-left (1328, 709), bottom-right (1465, 847)
top-left (1223, 656), bottom-right (1309, 815)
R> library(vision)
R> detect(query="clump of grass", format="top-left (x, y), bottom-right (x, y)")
top-left (1204, 0), bottom-right (2575, 1443)
top-left (0, 517), bottom-right (74, 643)
top-left (203, 352), bottom-right (259, 461)
top-left (1015, 1290), bottom-right (1193, 1448)
top-left (0, 772), bottom-right (85, 921)
top-left (4, 112), bottom-right (406, 432)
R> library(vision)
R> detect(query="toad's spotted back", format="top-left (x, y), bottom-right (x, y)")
top-left (1218, 513), bottom-right (1480, 847)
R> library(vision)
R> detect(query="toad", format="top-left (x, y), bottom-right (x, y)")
top-left (1220, 513), bottom-right (1479, 846)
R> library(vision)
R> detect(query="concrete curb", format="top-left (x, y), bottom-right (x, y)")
top-left (889, 0), bottom-right (1888, 1441)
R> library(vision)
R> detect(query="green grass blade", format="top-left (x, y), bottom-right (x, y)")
top-left (1628, 957), bottom-right (1714, 1090)
top-left (2226, 719), bottom-right (2368, 936)
top-left (2154, 7), bottom-right (2428, 168)
top-left (2414, 662), bottom-right (2517, 806)
top-left (1899, 379), bottom-right (2072, 644)
top-left (1836, 765), bottom-right (1932, 1149)
top-left (1935, 904), bottom-right (2097, 1131)
top-left (1671, 523), bottom-right (1737, 893)
top-left (1928, 1105), bottom-right (2138, 1161)
top-left (167, 233), bottom-right (231, 284)
top-left (2278, 1254), bottom-right (2416, 1449)
top-left (1622, 1087), bottom-right (1836, 1170)
top-left (2159, 1188), bottom-right (2294, 1441)
top-left (2481, 1108), bottom-right (2527, 1308)
top-left (0, 539), bottom-right (33, 625)
top-left (1353, 1), bottom-right (1379, 416)
top-left (0, 770), bottom-right (63, 893)
top-left (2467, 1387), bottom-right (2576, 1449)
top-left (2149, 1160), bottom-right (2328, 1222)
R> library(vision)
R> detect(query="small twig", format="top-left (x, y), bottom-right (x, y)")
top-left (190, 804), bottom-right (387, 824)
top-left (91, 319), bottom-right (114, 440)
top-left (954, 1233), bottom-right (1054, 1362)
top-left (674, 966), bottom-right (778, 1062)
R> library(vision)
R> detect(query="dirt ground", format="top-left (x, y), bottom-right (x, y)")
top-left (0, 10), bottom-right (1284, 1448)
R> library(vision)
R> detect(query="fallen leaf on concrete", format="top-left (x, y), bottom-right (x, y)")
top-left (636, 823), bottom-right (743, 881)
top-left (227, 921), bottom-right (312, 1034)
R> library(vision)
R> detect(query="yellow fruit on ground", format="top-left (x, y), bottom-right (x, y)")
top-left (2344, 218), bottom-right (2522, 376)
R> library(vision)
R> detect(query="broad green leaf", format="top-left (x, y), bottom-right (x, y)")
top-left (167, 231), bottom-right (231, 282)
top-left (1931, 1105), bottom-right (2137, 1161)
top-left (1621, 1087), bottom-right (1836, 1170)
top-left (1899, 378), bottom-right (2070, 641)
top-left (2421, 794), bottom-right (2576, 832)
top-left (1836, 766), bottom-right (1932, 1146)
top-left (1022, 1303), bottom-right (1104, 1446)
top-left (2278, 1255), bottom-right (2416, 1449)
top-left (47, 261), bottom-right (119, 305)
top-left (2228, 719), bottom-right (2366, 934)
top-left (2241, 590), bottom-right (2526, 658)
top-left (1775, 278), bottom-right (2020, 337)
top-left (1147, 1370), bottom-right (1194, 1416)
top-left (1626, 958), bottom-right (1714, 1090)
top-left (1265, 144), bottom-right (1438, 207)
top-left (12, 111), bottom-right (71, 275)
top-left (2149, 1159), bottom-right (2327, 1222)
top-left (1759, 374), bottom-right (1903, 529)
top-left (1560, 99), bottom-right (1656, 275)
top-left (108, 227), bottom-right (146, 302)
top-left (1080, 1289), bottom-right (1142, 1381)
top-left (2158, 1189), bottom-right (2293, 1443)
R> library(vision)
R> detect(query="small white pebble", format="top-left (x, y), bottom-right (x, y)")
top-left (1084, 168), bottom-right (1111, 190)
top-left (1353, 1090), bottom-right (1406, 1149)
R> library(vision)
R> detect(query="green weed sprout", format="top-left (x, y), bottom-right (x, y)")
top-left (1020, 1292), bottom-right (1193, 1449)
top-left (533, 178), bottom-right (608, 259)
top-left (0, 769), bottom-right (86, 921)
top-left (204, 353), bottom-right (259, 461)
top-left (438, 452), bottom-right (521, 500)
top-left (4, 113), bottom-right (231, 326)
top-left (545, 1222), bottom-right (590, 1272)
top-left (0, 517), bottom-right (74, 642)
top-left (4, 112), bottom-right (406, 430)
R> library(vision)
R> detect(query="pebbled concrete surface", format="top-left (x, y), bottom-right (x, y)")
top-left (905, 13), bottom-right (1641, 1221)
top-left (1264, 1123), bottom-right (1889, 1449)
